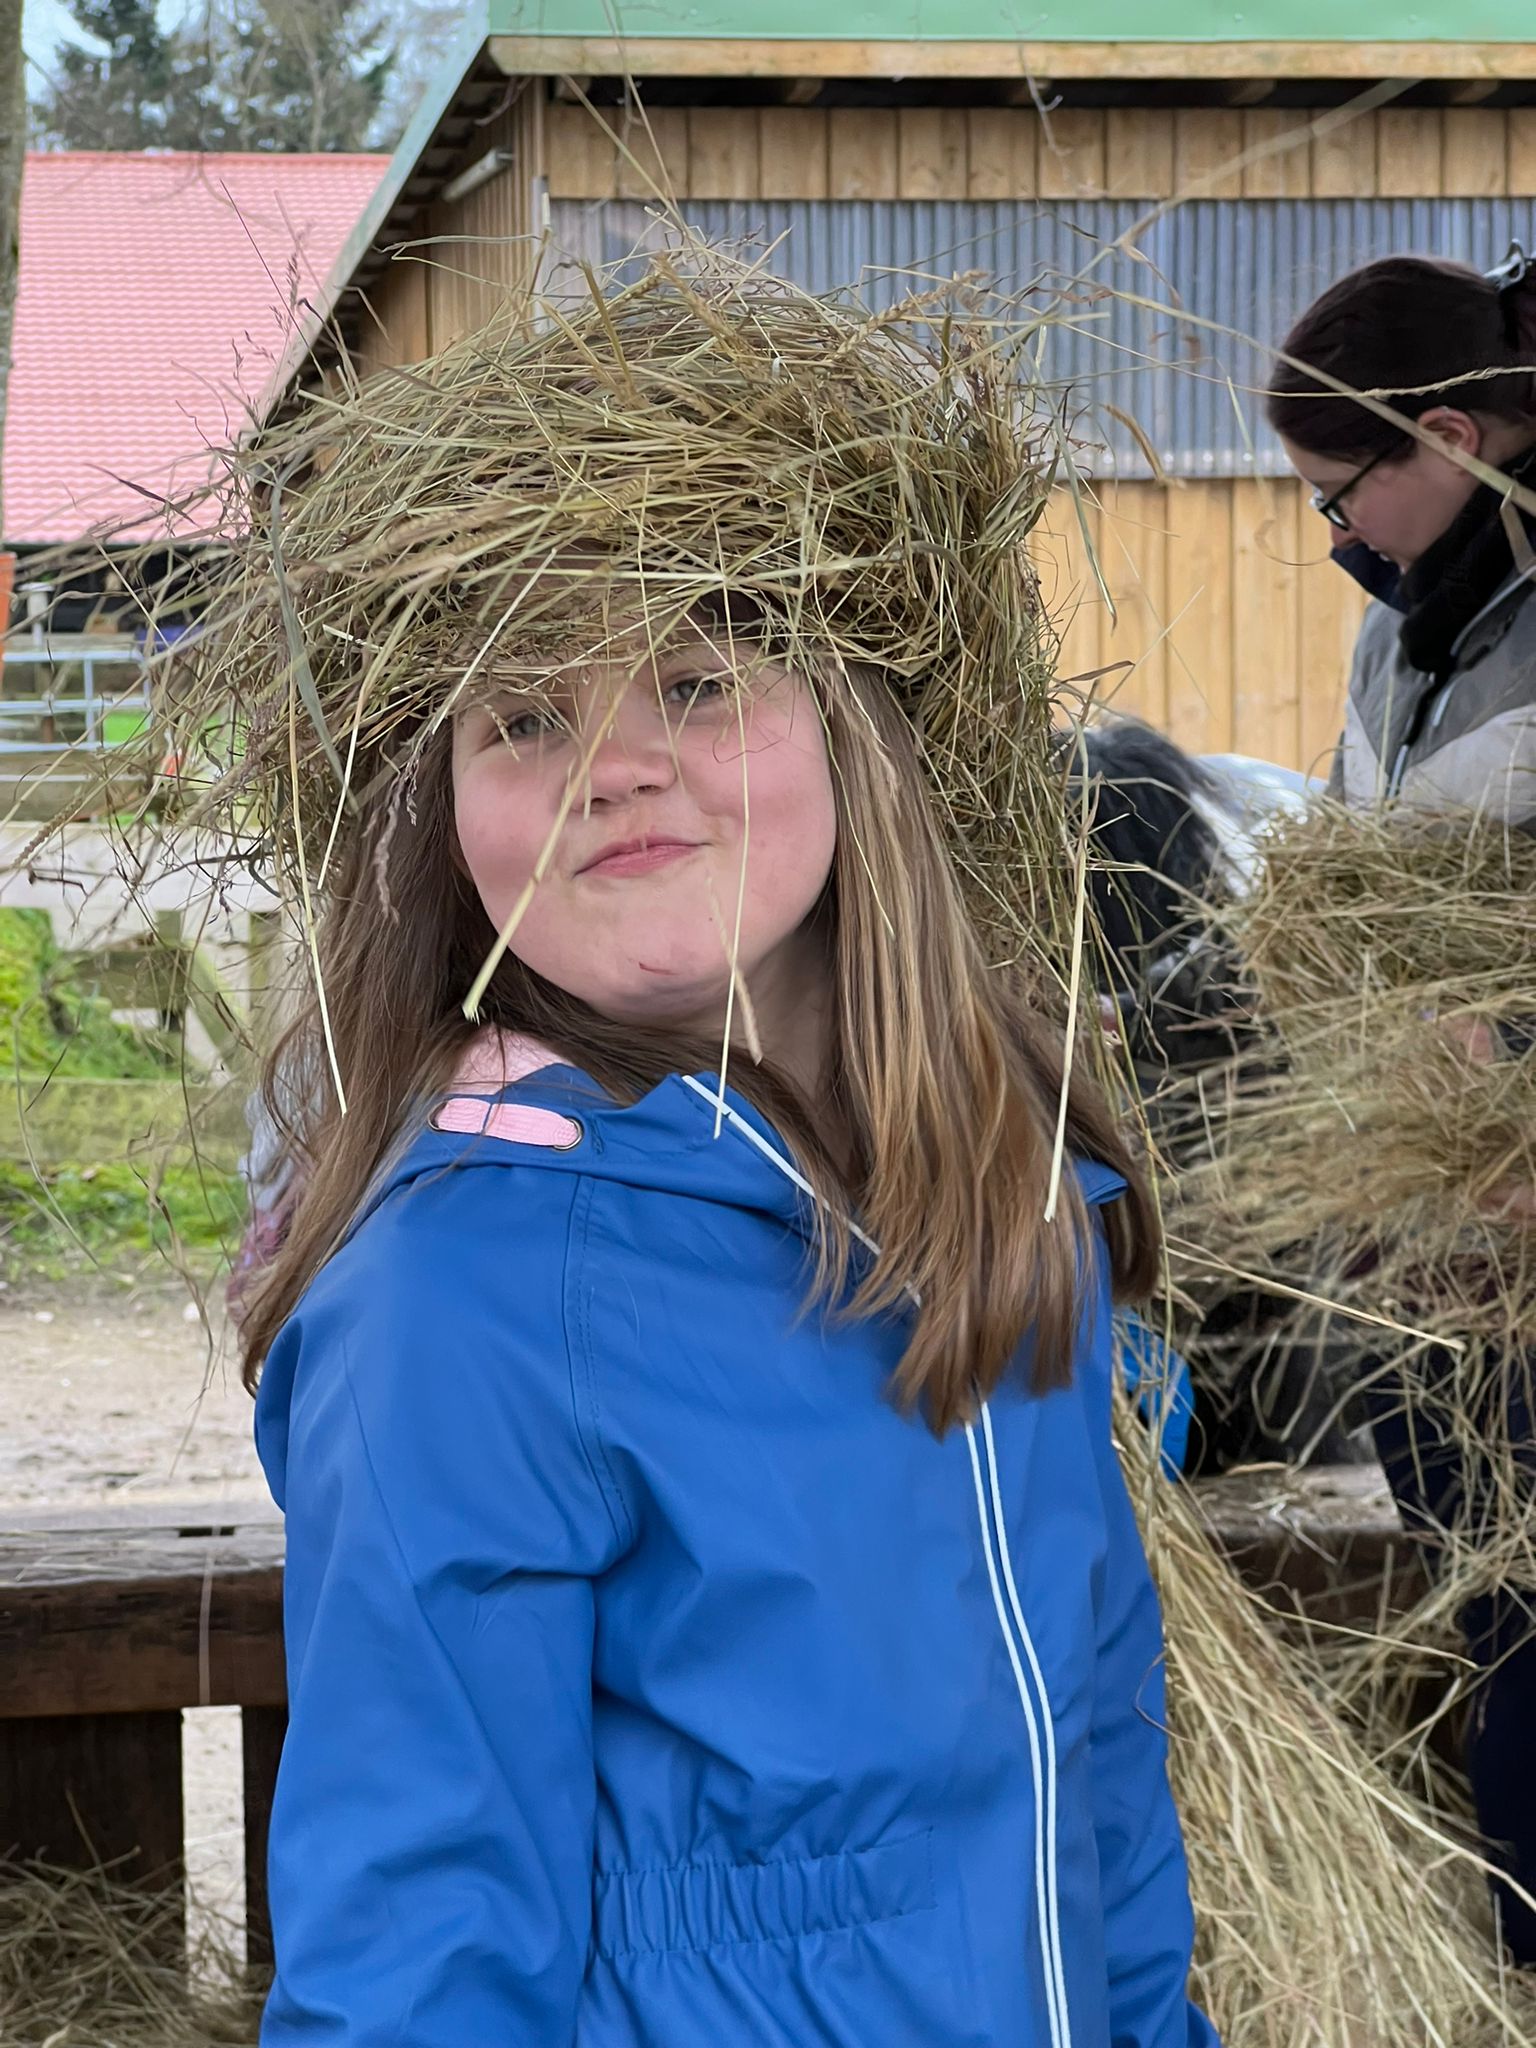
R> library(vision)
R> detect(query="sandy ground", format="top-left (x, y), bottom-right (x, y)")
top-left (0, 1291), bottom-right (263, 1506)
top-left (1, 1289), bottom-right (262, 1967)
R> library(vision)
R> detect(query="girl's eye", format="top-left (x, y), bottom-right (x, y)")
top-left (491, 705), bottom-right (565, 745)
top-left (663, 673), bottom-right (730, 713)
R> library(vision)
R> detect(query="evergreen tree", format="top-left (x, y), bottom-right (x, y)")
top-left (373, 2), bottom-right (462, 145)
top-left (196, 2), bottom-right (394, 154)
top-left (33, 1), bottom-right (395, 155)
top-left (32, 2), bottom-right (207, 151)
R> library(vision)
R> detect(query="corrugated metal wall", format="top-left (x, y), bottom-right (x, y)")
top-left (548, 195), bottom-right (1536, 478)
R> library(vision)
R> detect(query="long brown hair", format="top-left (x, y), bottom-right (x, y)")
top-left (1266, 254), bottom-right (1536, 461)
top-left (239, 653), bottom-right (1156, 1435)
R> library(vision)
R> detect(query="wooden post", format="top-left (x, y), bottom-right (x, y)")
top-left (153, 907), bottom-right (186, 1037)
top-left (246, 908), bottom-right (286, 1056)
top-left (242, 1704), bottom-right (287, 1978)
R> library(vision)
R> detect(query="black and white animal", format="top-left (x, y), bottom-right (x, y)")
top-left (1062, 718), bottom-right (1362, 1473)
top-left (1062, 720), bottom-right (1302, 1090)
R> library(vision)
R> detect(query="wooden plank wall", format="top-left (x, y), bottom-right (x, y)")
top-left (544, 100), bottom-right (1536, 205)
top-left (357, 83), bottom-right (546, 376)
top-left (541, 97), bottom-right (1536, 769)
top-left (1040, 478), bottom-right (1366, 775)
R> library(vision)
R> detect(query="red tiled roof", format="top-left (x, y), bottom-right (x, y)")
top-left (5, 150), bottom-right (387, 545)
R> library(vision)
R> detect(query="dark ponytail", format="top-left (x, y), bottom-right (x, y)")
top-left (1265, 254), bottom-right (1536, 463)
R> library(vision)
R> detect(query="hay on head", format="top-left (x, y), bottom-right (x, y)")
top-left (128, 247), bottom-right (1072, 989)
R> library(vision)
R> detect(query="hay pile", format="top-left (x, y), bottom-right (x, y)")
top-left (0, 1862), bottom-right (259, 2047)
top-left (1120, 1414), bottom-right (1536, 2047)
top-left (1171, 804), bottom-right (1536, 1627)
top-left (1177, 803), bottom-right (1536, 1274)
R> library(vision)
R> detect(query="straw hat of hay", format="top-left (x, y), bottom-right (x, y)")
top-left (135, 248), bottom-right (1070, 977)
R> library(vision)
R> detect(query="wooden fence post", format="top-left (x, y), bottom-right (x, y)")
top-left (242, 1703), bottom-right (286, 1979)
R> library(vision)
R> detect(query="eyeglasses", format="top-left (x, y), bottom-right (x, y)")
top-left (1310, 445), bottom-right (1394, 530)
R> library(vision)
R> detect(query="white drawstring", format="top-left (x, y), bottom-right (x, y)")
top-left (678, 1074), bottom-right (881, 1255)
top-left (980, 1403), bottom-right (1072, 2048)
top-left (680, 1072), bottom-right (1071, 2045)
top-left (966, 1416), bottom-right (1067, 2048)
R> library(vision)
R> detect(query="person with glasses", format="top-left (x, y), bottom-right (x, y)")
top-left (1266, 253), bottom-right (1536, 1967)
top-left (1267, 250), bottom-right (1536, 820)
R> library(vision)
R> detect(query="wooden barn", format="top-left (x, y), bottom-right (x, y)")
top-left (272, 3), bottom-right (1536, 775)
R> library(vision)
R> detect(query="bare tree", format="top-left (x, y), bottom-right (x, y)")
top-left (0, 0), bottom-right (22, 547)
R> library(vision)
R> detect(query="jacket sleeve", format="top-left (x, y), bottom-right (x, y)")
top-left (1083, 1249), bottom-right (1222, 2047)
top-left (255, 1167), bottom-right (631, 2046)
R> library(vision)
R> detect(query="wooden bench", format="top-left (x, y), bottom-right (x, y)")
top-left (0, 1466), bottom-right (1431, 1973)
top-left (1190, 1460), bottom-right (1433, 1627)
top-left (0, 1496), bottom-right (285, 1967)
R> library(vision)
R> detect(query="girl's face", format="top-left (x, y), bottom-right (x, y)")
top-left (450, 620), bottom-right (838, 1042)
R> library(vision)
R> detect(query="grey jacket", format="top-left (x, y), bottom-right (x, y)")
top-left (1331, 570), bottom-right (1536, 827)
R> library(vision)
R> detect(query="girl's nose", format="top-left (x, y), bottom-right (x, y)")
top-left (581, 691), bottom-right (680, 803)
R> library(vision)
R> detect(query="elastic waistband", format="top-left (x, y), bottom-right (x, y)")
top-left (593, 1831), bottom-right (935, 1962)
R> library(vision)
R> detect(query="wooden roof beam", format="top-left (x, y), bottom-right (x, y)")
top-left (486, 36), bottom-right (1536, 82)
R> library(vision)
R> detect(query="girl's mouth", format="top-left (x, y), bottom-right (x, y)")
top-left (579, 839), bottom-right (702, 878)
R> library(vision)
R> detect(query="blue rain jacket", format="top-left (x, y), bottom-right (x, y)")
top-left (255, 1054), bottom-right (1219, 2048)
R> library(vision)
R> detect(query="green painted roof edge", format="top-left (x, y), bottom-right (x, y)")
top-left (483, 0), bottom-right (1536, 42)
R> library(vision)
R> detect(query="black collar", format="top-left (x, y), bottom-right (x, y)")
top-left (1397, 445), bottom-right (1536, 677)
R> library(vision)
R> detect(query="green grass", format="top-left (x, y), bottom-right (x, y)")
top-left (0, 910), bottom-right (247, 1285)
top-left (0, 909), bottom-right (178, 1080)
top-left (0, 1158), bottom-right (246, 1284)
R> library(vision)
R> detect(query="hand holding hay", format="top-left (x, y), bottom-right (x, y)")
top-left (1169, 801), bottom-right (1536, 1739)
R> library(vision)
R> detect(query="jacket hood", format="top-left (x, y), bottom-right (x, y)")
top-left (354, 1029), bottom-right (1126, 1249)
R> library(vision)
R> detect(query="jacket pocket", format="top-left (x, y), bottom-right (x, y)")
top-left (593, 1831), bottom-right (935, 1961)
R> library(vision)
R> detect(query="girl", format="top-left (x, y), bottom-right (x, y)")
top-left (1267, 253), bottom-right (1536, 1961)
top-left (233, 267), bottom-right (1217, 2046)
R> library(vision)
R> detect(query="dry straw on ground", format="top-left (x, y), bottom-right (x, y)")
top-left (0, 1862), bottom-right (260, 2048)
